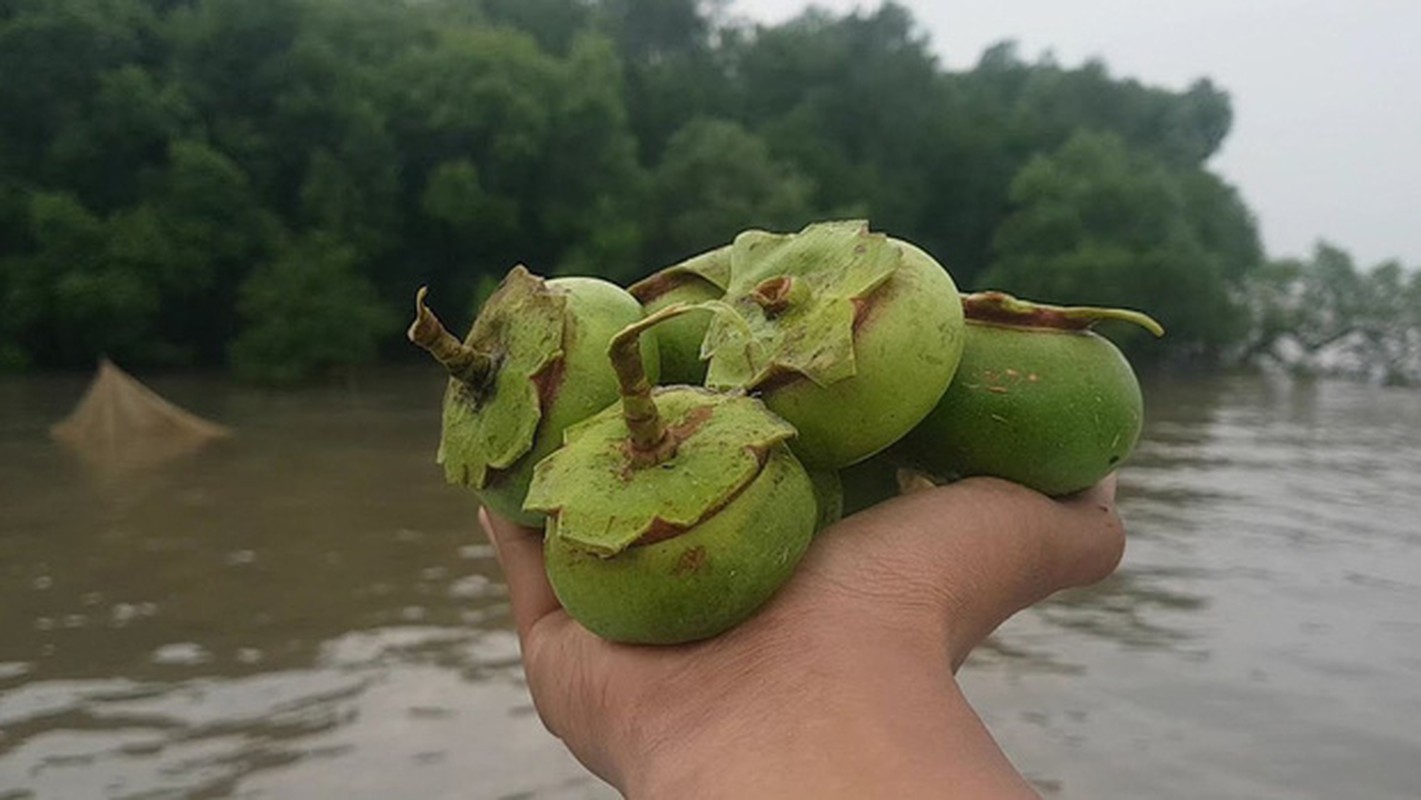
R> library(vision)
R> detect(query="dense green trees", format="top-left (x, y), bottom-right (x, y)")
top-left (644, 117), bottom-right (814, 265)
top-left (0, 0), bottom-right (1413, 382)
top-left (983, 131), bottom-right (1249, 359)
top-left (230, 232), bottom-right (392, 384)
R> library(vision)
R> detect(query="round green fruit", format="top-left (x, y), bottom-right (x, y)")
top-left (628, 245), bottom-right (731, 385)
top-left (702, 221), bottom-right (964, 470)
top-left (808, 468), bottom-right (844, 532)
top-left (902, 292), bottom-right (1162, 496)
top-left (539, 441), bottom-right (814, 644)
top-left (524, 309), bottom-right (816, 644)
top-left (409, 267), bottom-right (658, 526)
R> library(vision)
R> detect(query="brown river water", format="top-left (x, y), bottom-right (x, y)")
top-left (1, 369), bottom-right (1419, 798)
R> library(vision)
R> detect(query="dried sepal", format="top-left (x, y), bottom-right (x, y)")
top-left (702, 220), bottom-right (900, 390)
top-left (963, 291), bottom-right (1165, 337)
top-left (628, 244), bottom-right (733, 302)
top-left (523, 387), bottom-right (796, 557)
top-left (422, 266), bottom-right (568, 489)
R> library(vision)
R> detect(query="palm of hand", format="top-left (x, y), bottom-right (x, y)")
top-left (481, 476), bottom-right (1123, 797)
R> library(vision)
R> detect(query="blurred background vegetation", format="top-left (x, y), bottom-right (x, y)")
top-left (1, 0), bottom-right (1417, 383)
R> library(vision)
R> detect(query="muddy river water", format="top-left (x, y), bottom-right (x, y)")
top-left (1, 369), bottom-right (1418, 798)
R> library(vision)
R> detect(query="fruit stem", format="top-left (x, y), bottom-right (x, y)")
top-left (610, 302), bottom-right (740, 468)
top-left (408, 287), bottom-right (495, 387)
top-left (609, 304), bottom-right (702, 467)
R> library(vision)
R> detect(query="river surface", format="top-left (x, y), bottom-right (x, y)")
top-left (1, 369), bottom-right (1418, 798)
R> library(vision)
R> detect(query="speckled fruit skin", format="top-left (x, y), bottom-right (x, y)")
top-left (763, 240), bottom-right (963, 469)
top-left (477, 278), bottom-right (658, 526)
top-left (543, 446), bottom-right (815, 645)
top-left (904, 321), bottom-right (1144, 496)
top-left (808, 469), bottom-right (844, 531)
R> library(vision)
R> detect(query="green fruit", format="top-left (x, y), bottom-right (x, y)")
top-left (539, 439), bottom-right (814, 644)
top-left (903, 291), bottom-right (1163, 496)
top-left (628, 245), bottom-right (731, 385)
top-left (524, 308), bottom-right (816, 645)
top-left (702, 221), bottom-right (964, 469)
top-left (408, 267), bottom-right (658, 526)
top-left (808, 468), bottom-right (844, 531)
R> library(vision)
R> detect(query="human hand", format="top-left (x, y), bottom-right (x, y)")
top-left (479, 475), bottom-right (1124, 799)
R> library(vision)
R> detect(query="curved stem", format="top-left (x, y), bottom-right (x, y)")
top-left (407, 287), bottom-right (495, 386)
top-left (609, 305), bottom-right (681, 465)
top-left (962, 291), bottom-right (1165, 337)
top-left (608, 302), bottom-right (721, 467)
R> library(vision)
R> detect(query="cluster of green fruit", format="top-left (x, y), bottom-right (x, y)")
top-left (411, 221), bottom-right (1161, 645)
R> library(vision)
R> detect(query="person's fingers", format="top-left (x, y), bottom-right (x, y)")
top-left (1051, 472), bottom-right (1124, 587)
top-left (479, 507), bottom-right (563, 641)
top-left (811, 475), bottom-right (1125, 663)
top-left (477, 510), bottom-right (612, 766)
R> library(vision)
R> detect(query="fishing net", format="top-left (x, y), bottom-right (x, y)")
top-left (51, 359), bottom-right (231, 465)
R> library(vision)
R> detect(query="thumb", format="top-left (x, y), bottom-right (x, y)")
top-left (814, 476), bottom-right (1125, 666)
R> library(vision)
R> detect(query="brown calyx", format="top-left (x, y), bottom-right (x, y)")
top-left (629, 270), bottom-right (697, 304)
top-left (617, 401), bottom-right (713, 472)
top-left (627, 434), bottom-right (775, 548)
top-left (962, 291), bottom-right (1165, 337)
top-left (633, 517), bottom-right (689, 547)
top-left (850, 276), bottom-right (893, 334)
top-left (751, 276), bottom-right (797, 316)
top-left (963, 291), bottom-right (1093, 331)
top-left (752, 364), bottom-right (806, 395)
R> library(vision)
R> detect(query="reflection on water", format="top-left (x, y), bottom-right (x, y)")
top-left (962, 373), bottom-right (1421, 800)
top-left (2, 370), bottom-right (1419, 798)
top-left (0, 370), bottom-right (608, 799)
top-left (1037, 567), bottom-right (1208, 649)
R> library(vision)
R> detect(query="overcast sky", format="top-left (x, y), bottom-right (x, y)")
top-left (731, 0), bottom-right (1421, 268)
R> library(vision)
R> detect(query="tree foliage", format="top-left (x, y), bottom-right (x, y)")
top-left (983, 131), bottom-right (1255, 359)
top-left (0, 0), bottom-right (1406, 382)
top-left (645, 117), bottom-right (814, 265)
top-left (1239, 245), bottom-right (1421, 384)
top-left (230, 232), bottom-right (394, 384)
